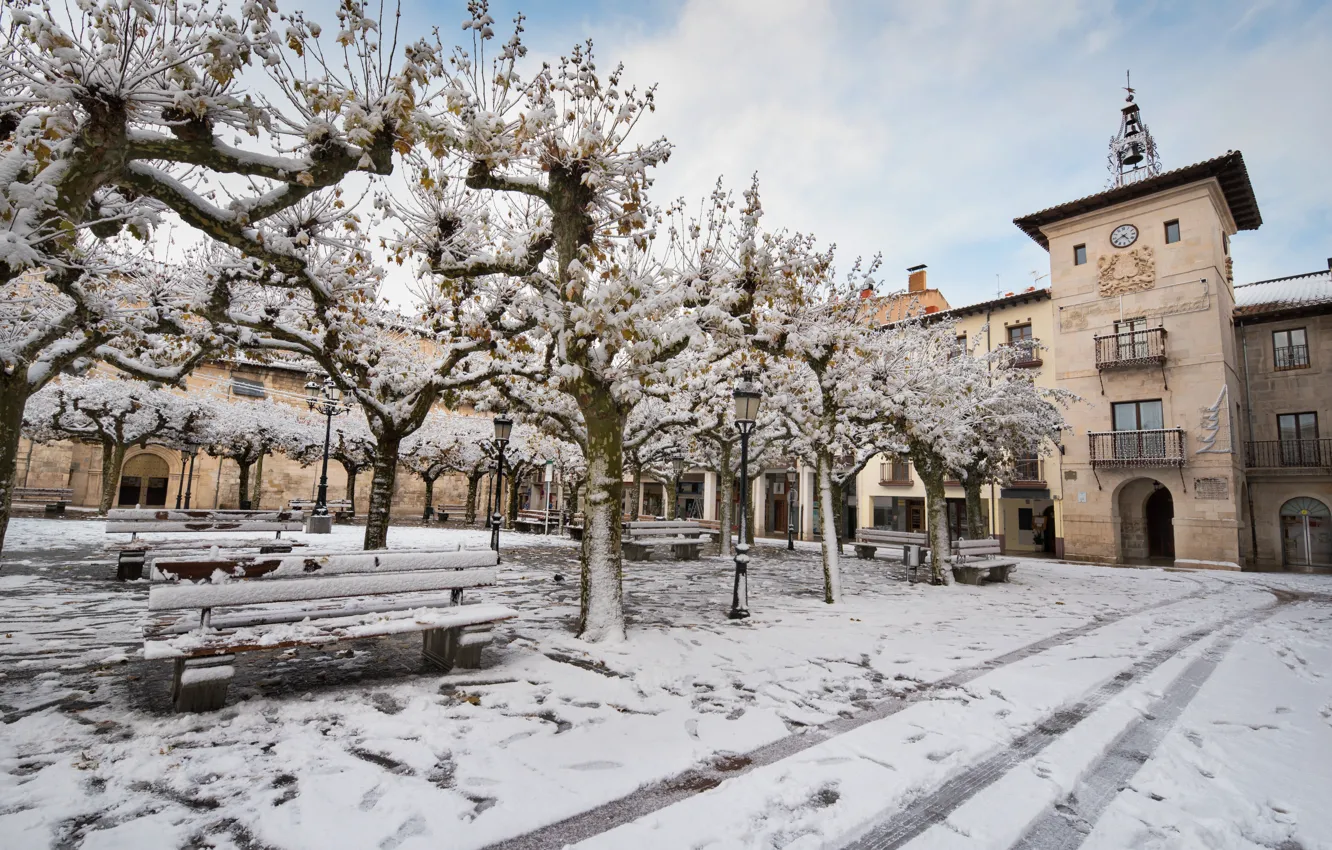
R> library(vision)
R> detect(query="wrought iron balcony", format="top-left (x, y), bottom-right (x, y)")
top-left (1011, 458), bottom-right (1044, 483)
top-left (1245, 439), bottom-right (1332, 469)
top-left (1094, 328), bottom-right (1167, 370)
top-left (1089, 428), bottom-right (1187, 468)
top-left (1274, 344), bottom-right (1310, 371)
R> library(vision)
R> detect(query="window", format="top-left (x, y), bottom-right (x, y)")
top-left (1007, 324), bottom-right (1033, 344)
top-left (1013, 457), bottom-right (1043, 481)
top-left (1113, 400), bottom-right (1165, 431)
top-left (1164, 220), bottom-right (1181, 244)
top-left (1278, 412), bottom-right (1319, 467)
top-left (880, 458), bottom-right (911, 484)
top-left (1273, 328), bottom-right (1309, 370)
top-left (1074, 244), bottom-right (1087, 266)
top-left (232, 376), bottom-right (266, 398)
top-left (1018, 508), bottom-right (1033, 531)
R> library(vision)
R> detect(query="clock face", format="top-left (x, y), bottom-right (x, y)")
top-left (1110, 224), bottom-right (1139, 248)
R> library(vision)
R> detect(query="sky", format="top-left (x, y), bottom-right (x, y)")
top-left (379, 0), bottom-right (1332, 307)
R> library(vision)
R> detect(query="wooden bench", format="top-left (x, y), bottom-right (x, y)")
top-left (853, 528), bottom-right (930, 562)
top-left (429, 503), bottom-right (465, 523)
top-left (695, 518), bottom-right (722, 544)
top-left (289, 499), bottom-right (354, 519)
top-left (566, 512), bottom-right (585, 540)
top-left (13, 486), bottom-right (74, 513)
top-left (107, 509), bottom-right (305, 581)
top-left (950, 538), bottom-right (1018, 585)
top-left (623, 521), bottom-right (706, 562)
top-left (143, 547), bottom-right (518, 712)
top-left (513, 509), bottom-right (559, 534)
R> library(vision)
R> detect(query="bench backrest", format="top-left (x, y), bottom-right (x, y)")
top-left (107, 508), bottom-right (305, 535)
top-left (625, 521), bottom-right (703, 540)
top-left (953, 538), bottom-right (1002, 556)
top-left (857, 528), bottom-right (928, 545)
top-left (14, 487), bottom-right (74, 498)
top-left (149, 548), bottom-right (500, 611)
top-left (289, 499), bottom-right (351, 509)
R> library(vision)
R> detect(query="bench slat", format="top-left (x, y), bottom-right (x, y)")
top-left (955, 538), bottom-right (1002, 550)
top-left (151, 548), bottom-right (497, 581)
top-left (108, 509), bottom-right (302, 521)
top-left (149, 566), bottom-right (497, 611)
top-left (107, 520), bottom-right (304, 534)
top-left (144, 602), bottom-right (519, 660)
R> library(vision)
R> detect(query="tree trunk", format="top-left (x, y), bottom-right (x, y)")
top-left (632, 464), bottom-right (643, 519)
top-left (963, 473), bottom-right (986, 540)
top-left (668, 474), bottom-right (680, 519)
top-left (99, 439), bottom-right (127, 514)
top-left (817, 453), bottom-right (842, 604)
top-left (465, 471), bottom-right (483, 524)
top-left (236, 459), bottom-right (253, 509)
top-left (717, 441), bottom-right (733, 557)
top-left (423, 475), bottom-right (435, 520)
top-left (341, 462), bottom-right (359, 508)
top-left (507, 462), bottom-right (524, 526)
top-left (252, 453), bottom-right (265, 509)
top-left (0, 381), bottom-right (31, 552)
top-left (363, 435), bottom-right (401, 550)
top-left (576, 385), bottom-right (627, 643)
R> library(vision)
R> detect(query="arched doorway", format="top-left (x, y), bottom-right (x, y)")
top-left (1281, 498), bottom-right (1331, 568)
top-left (118, 453), bottom-right (170, 507)
top-left (1145, 486), bottom-right (1175, 558)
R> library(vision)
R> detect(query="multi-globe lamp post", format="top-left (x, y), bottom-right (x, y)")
top-left (786, 466), bottom-right (798, 550)
top-left (304, 377), bottom-right (352, 532)
top-left (730, 370), bottom-right (761, 620)
top-left (490, 414), bottom-right (513, 553)
top-left (176, 447), bottom-right (197, 509)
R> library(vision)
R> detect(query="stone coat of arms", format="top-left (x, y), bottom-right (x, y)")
top-left (1097, 245), bottom-right (1155, 297)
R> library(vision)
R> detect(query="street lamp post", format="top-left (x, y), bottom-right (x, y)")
top-left (177, 448), bottom-right (197, 509)
top-left (305, 377), bottom-right (351, 533)
top-left (490, 414), bottom-right (513, 553)
top-left (786, 466), bottom-right (798, 550)
top-left (672, 455), bottom-right (685, 520)
top-left (730, 371), bottom-right (761, 620)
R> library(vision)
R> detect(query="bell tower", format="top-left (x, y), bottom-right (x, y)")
top-left (1107, 72), bottom-right (1162, 188)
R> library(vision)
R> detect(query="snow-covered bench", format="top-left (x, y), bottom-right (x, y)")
top-left (13, 486), bottom-right (74, 513)
top-left (623, 521), bottom-right (706, 562)
top-left (106, 509), bottom-right (305, 581)
top-left (143, 547), bottom-right (518, 712)
top-left (854, 529), bottom-right (929, 561)
top-left (288, 498), bottom-right (354, 518)
top-left (514, 508), bottom-right (558, 534)
top-left (950, 538), bottom-right (1017, 585)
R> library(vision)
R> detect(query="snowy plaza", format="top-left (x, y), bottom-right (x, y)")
top-left (2, 518), bottom-right (1331, 849)
top-left (3, 0), bottom-right (1332, 847)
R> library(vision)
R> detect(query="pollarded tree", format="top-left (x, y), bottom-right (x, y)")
top-left (23, 374), bottom-right (207, 513)
top-left (401, 414), bottom-right (492, 520)
top-left (202, 397), bottom-right (305, 511)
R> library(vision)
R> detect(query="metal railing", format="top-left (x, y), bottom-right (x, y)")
top-left (1274, 345), bottom-right (1310, 371)
top-left (1245, 439), bottom-right (1332, 468)
top-left (1012, 458), bottom-right (1044, 482)
top-left (1094, 327), bottom-right (1167, 370)
top-left (1089, 428), bottom-right (1187, 468)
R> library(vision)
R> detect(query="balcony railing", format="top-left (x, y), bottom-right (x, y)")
top-left (1011, 458), bottom-right (1044, 483)
top-left (1089, 428), bottom-right (1187, 468)
top-left (1094, 328), bottom-right (1167, 370)
top-left (1246, 439), bottom-right (1332, 468)
top-left (1274, 345), bottom-right (1310, 371)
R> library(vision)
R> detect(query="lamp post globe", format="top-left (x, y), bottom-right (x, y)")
top-left (786, 465), bottom-right (797, 550)
top-left (730, 370), bottom-right (761, 620)
top-left (490, 414), bottom-right (513, 554)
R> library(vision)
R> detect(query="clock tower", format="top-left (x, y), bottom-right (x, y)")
top-left (1013, 87), bottom-right (1262, 569)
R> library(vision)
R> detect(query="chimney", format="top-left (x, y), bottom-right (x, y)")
top-left (1326, 257), bottom-right (1331, 271)
top-left (907, 264), bottom-right (928, 293)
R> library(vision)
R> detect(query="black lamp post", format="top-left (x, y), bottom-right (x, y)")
top-left (305, 377), bottom-right (351, 517)
top-left (786, 466), bottom-right (797, 550)
top-left (177, 447), bottom-right (197, 509)
top-left (490, 414), bottom-right (513, 552)
top-left (730, 370), bottom-right (761, 620)
top-left (672, 455), bottom-right (685, 520)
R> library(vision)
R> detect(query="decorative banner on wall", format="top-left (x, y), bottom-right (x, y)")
top-left (1196, 384), bottom-right (1233, 454)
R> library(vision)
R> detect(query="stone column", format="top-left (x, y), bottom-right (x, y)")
top-left (703, 471), bottom-right (717, 521)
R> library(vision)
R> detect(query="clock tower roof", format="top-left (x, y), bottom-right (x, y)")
top-left (1012, 150), bottom-right (1262, 250)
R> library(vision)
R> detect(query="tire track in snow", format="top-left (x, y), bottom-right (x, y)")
top-left (483, 579), bottom-right (1216, 850)
top-left (840, 601), bottom-right (1280, 850)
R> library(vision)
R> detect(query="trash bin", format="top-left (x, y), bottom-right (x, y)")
top-left (903, 544), bottom-right (923, 582)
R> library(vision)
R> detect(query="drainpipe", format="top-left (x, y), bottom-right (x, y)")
top-left (1240, 325), bottom-right (1258, 566)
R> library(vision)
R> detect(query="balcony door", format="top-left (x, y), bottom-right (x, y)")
top-left (1277, 412), bottom-right (1319, 466)
top-left (1114, 317), bottom-right (1150, 360)
top-left (1113, 400), bottom-right (1165, 460)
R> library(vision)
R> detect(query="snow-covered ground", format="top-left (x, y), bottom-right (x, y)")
top-left (1, 518), bottom-right (1329, 850)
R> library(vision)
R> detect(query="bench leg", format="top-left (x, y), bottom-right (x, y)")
top-left (623, 545), bottom-right (646, 562)
top-left (422, 628), bottom-right (460, 672)
top-left (170, 655), bottom-right (235, 713)
top-left (117, 550), bottom-right (146, 582)
top-left (672, 544), bottom-right (701, 561)
top-left (854, 545), bottom-right (876, 560)
top-left (951, 567), bottom-right (984, 586)
top-left (455, 625), bottom-right (493, 669)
